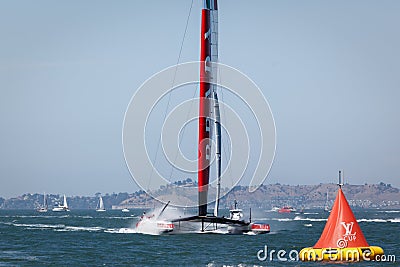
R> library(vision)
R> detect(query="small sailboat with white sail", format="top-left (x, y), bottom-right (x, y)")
top-left (37, 193), bottom-right (48, 213)
top-left (96, 195), bottom-right (106, 212)
top-left (324, 190), bottom-right (331, 212)
top-left (52, 194), bottom-right (70, 212)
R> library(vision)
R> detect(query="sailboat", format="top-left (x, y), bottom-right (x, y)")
top-left (171, 0), bottom-right (270, 234)
top-left (37, 193), bottom-right (48, 213)
top-left (300, 171), bottom-right (384, 261)
top-left (96, 195), bottom-right (106, 212)
top-left (324, 190), bottom-right (331, 212)
top-left (52, 194), bottom-right (70, 212)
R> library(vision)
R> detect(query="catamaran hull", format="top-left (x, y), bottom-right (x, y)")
top-left (227, 224), bottom-right (249, 234)
top-left (250, 223), bottom-right (271, 234)
top-left (135, 219), bottom-right (174, 234)
top-left (156, 222), bottom-right (174, 233)
top-left (171, 215), bottom-right (270, 235)
top-left (228, 223), bottom-right (270, 235)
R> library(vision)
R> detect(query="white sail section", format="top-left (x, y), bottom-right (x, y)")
top-left (210, 9), bottom-right (218, 63)
top-left (96, 195), bottom-right (106, 211)
top-left (63, 195), bottom-right (68, 208)
top-left (209, 3), bottom-right (218, 84)
top-left (99, 196), bottom-right (104, 210)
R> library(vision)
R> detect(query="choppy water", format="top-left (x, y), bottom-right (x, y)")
top-left (0, 209), bottom-right (398, 266)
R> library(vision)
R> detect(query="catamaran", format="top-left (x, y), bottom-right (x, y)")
top-left (52, 194), bottom-right (70, 212)
top-left (96, 195), bottom-right (106, 212)
top-left (37, 193), bottom-right (48, 213)
top-left (169, 0), bottom-right (270, 234)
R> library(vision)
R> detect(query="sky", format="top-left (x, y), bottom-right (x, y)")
top-left (0, 0), bottom-right (399, 198)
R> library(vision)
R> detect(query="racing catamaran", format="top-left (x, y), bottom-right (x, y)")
top-left (171, 0), bottom-right (270, 234)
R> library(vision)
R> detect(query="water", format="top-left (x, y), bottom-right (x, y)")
top-left (0, 209), bottom-right (398, 266)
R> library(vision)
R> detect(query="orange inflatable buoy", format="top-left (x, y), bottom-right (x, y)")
top-left (300, 171), bottom-right (384, 262)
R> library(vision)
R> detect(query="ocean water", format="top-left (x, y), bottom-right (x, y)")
top-left (0, 208), bottom-right (398, 266)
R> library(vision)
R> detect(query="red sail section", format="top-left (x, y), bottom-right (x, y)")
top-left (198, 8), bottom-right (211, 216)
top-left (314, 188), bottom-right (369, 248)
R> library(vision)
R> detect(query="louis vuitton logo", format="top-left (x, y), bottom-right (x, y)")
top-left (340, 222), bottom-right (355, 236)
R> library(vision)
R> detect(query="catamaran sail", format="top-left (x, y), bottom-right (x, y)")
top-left (198, 0), bottom-right (218, 216)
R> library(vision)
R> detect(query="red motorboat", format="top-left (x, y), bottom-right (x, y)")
top-left (278, 206), bottom-right (296, 213)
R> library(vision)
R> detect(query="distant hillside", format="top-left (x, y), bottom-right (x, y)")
top-left (112, 182), bottom-right (400, 210)
top-left (1, 182), bottom-right (399, 210)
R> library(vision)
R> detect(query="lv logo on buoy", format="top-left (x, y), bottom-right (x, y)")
top-left (341, 221), bottom-right (356, 239)
top-left (337, 221), bottom-right (357, 248)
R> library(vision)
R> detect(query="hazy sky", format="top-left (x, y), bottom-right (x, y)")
top-left (1, 0), bottom-right (399, 198)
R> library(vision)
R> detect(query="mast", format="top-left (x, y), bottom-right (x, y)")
top-left (338, 170), bottom-right (343, 188)
top-left (198, 0), bottom-right (218, 216)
